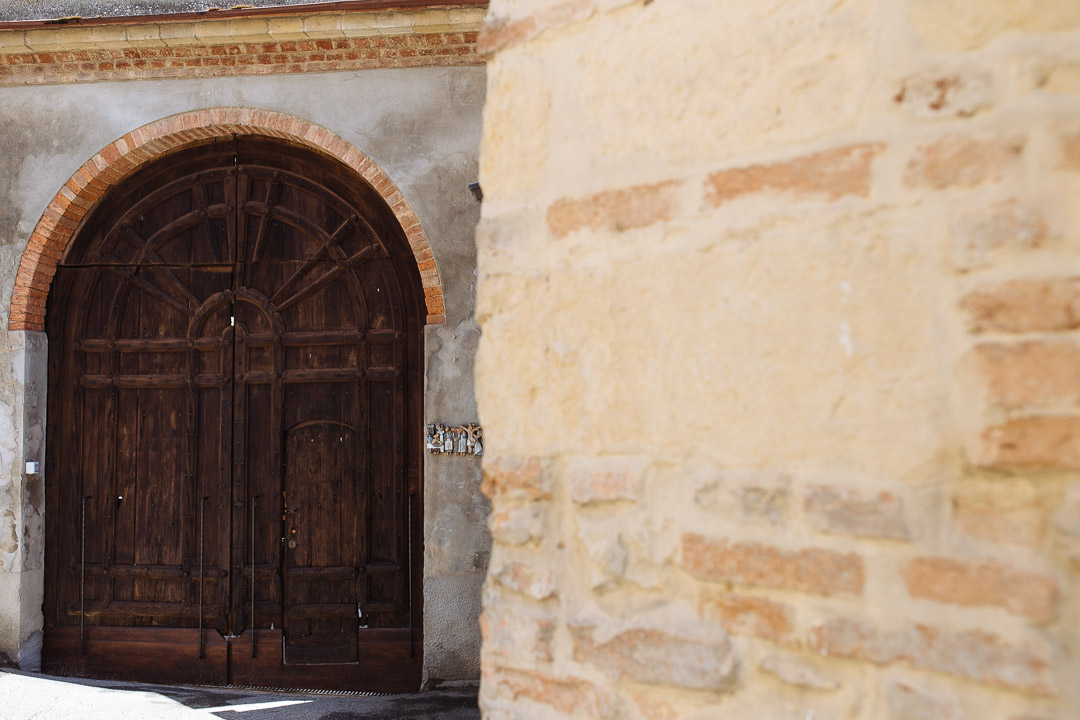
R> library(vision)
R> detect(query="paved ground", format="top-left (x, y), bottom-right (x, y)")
top-left (0, 670), bottom-right (481, 720)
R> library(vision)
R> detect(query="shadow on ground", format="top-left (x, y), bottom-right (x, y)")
top-left (0, 669), bottom-right (480, 719)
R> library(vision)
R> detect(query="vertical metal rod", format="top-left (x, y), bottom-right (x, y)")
top-left (251, 494), bottom-right (257, 659)
top-left (80, 495), bottom-right (90, 655)
top-left (408, 492), bottom-right (414, 659)
top-left (198, 496), bottom-right (207, 659)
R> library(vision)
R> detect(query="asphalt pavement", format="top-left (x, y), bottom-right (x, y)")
top-left (0, 670), bottom-right (480, 720)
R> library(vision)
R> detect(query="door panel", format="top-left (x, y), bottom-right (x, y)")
top-left (44, 138), bottom-right (423, 691)
top-left (283, 422), bottom-right (360, 664)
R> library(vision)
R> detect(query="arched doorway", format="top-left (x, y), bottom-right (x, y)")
top-left (42, 136), bottom-right (424, 692)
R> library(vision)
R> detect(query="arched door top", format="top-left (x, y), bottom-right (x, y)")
top-left (9, 108), bottom-right (445, 332)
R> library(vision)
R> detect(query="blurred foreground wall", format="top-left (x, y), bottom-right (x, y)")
top-left (474, 1), bottom-right (1080, 717)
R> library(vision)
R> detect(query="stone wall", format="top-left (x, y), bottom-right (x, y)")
top-left (475, 1), bottom-right (1080, 717)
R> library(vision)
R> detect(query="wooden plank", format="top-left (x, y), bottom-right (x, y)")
top-left (229, 629), bottom-right (422, 693)
top-left (286, 566), bottom-right (359, 580)
top-left (68, 563), bottom-right (226, 579)
top-left (43, 627), bottom-right (228, 686)
top-left (247, 329), bottom-right (366, 346)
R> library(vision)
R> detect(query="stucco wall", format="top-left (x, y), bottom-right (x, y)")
top-left (476, 1), bottom-right (1080, 718)
top-left (0, 65), bottom-right (489, 685)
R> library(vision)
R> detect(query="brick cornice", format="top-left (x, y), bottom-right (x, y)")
top-left (9, 108), bottom-right (446, 331)
top-left (0, 4), bottom-right (484, 85)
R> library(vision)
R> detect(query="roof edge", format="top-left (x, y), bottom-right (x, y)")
top-left (0, 0), bottom-right (488, 31)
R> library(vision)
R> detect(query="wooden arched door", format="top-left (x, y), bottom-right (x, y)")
top-left (43, 137), bottom-right (424, 692)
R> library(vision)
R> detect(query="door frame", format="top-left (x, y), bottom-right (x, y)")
top-left (16, 110), bottom-right (442, 692)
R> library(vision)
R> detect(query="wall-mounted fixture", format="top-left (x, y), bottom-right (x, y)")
top-left (468, 182), bottom-right (483, 203)
top-left (427, 423), bottom-right (483, 456)
top-left (25, 461), bottom-right (39, 475)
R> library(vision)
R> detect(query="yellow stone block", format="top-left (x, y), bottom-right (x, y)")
top-left (448, 7), bottom-right (488, 27)
top-left (89, 25), bottom-right (130, 48)
top-left (193, 20), bottom-right (232, 42)
top-left (21, 29), bottom-right (61, 51)
top-left (158, 22), bottom-right (199, 46)
top-left (301, 15), bottom-right (345, 39)
top-left (226, 19), bottom-right (273, 44)
top-left (123, 24), bottom-right (166, 48)
top-left (42, 26), bottom-right (100, 50)
top-left (375, 12), bottom-right (413, 31)
top-left (409, 9), bottom-right (451, 28)
top-left (266, 17), bottom-right (308, 41)
top-left (0, 31), bottom-right (29, 50)
top-left (340, 13), bottom-right (380, 37)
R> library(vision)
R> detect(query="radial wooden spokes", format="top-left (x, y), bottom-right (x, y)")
top-left (116, 227), bottom-right (203, 306)
top-left (192, 181), bottom-right (226, 265)
top-left (238, 165), bottom-right (391, 259)
top-left (102, 265), bottom-right (195, 319)
top-left (95, 189), bottom-right (231, 267)
top-left (243, 173), bottom-right (284, 268)
top-left (268, 216), bottom-right (383, 309)
top-left (273, 246), bottom-right (384, 313)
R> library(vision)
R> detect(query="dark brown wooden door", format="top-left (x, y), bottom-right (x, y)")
top-left (43, 138), bottom-right (424, 692)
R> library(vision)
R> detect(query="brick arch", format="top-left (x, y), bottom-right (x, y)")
top-left (9, 107), bottom-right (445, 331)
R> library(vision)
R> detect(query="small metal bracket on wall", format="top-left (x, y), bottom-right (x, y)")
top-left (426, 423), bottom-right (483, 456)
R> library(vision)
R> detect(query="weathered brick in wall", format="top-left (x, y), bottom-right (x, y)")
top-left (802, 484), bottom-right (912, 540)
top-left (970, 341), bottom-right (1080, 408)
top-left (682, 534), bottom-right (864, 596)
top-left (698, 589), bottom-right (798, 645)
top-left (950, 200), bottom-right (1048, 270)
top-left (904, 135), bottom-right (1025, 189)
top-left (951, 482), bottom-right (1051, 548)
top-left (546, 181), bottom-right (678, 238)
top-left (808, 617), bottom-right (1054, 696)
top-left (902, 556), bottom-right (1058, 621)
top-left (705, 143), bottom-right (883, 207)
top-left (977, 416), bottom-right (1080, 471)
top-left (959, 277), bottom-right (1080, 333)
top-left (569, 625), bottom-right (737, 691)
top-left (0, 33), bottom-right (481, 85)
top-left (482, 663), bottom-right (617, 719)
top-left (567, 457), bottom-right (646, 504)
top-left (480, 457), bottom-right (553, 501)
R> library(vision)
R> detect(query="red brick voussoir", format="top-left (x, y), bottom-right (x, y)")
top-left (9, 108), bottom-right (445, 330)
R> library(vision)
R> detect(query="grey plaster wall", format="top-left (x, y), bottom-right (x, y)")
top-left (0, 331), bottom-right (46, 670)
top-left (0, 66), bottom-right (489, 685)
top-left (1, 1), bottom-right (341, 22)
